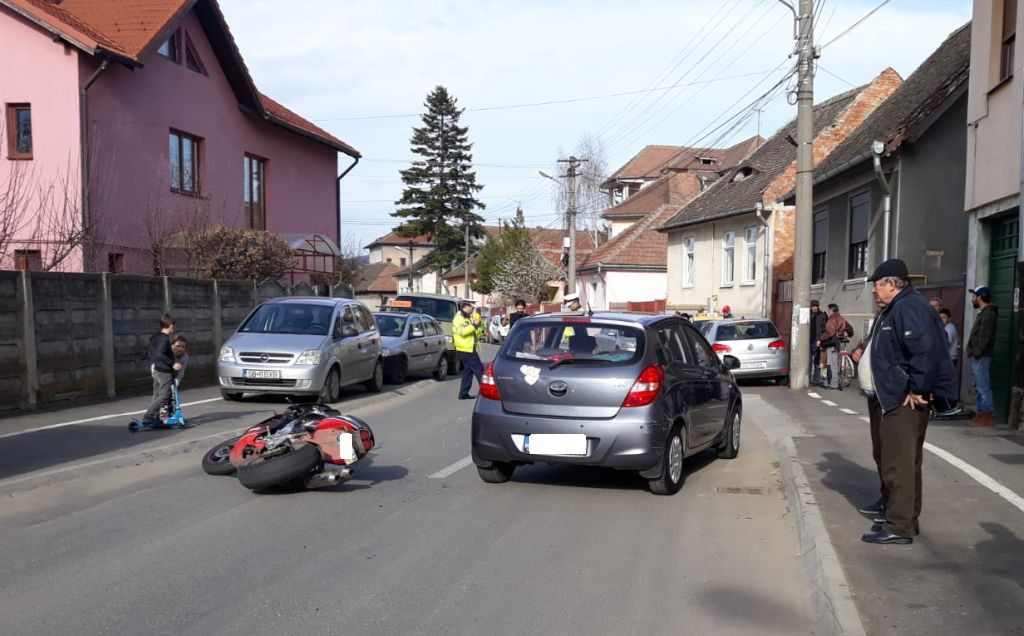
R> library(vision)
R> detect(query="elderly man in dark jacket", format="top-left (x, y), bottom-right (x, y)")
top-left (857, 259), bottom-right (957, 545)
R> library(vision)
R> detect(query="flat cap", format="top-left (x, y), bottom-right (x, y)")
top-left (867, 258), bottom-right (909, 282)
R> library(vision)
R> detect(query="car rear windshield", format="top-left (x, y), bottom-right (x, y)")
top-left (394, 296), bottom-right (457, 322)
top-left (239, 303), bottom-right (333, 336)
top-left (374, 315), bottom-right (406, 337)
top-left (714, 321), bottom-right (779, 341)
top-left (502, 320), bottom-right (644, 365)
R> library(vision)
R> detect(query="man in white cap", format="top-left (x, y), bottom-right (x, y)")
top-left (563, 292), bottom-right (583, 313)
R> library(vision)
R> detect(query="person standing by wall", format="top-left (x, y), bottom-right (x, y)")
top-left (453, 300), bottom-right (485, 400)
top-left (935, 308), bottom-right (962, 416)
top-left (858, 259), bottom-right (957, 545)
top-left (818, 303), bottom-right (852, 390)
top-left (809, 300), bottom-right (827, 386)
top-left (966, 286), bottom-right (997, 427)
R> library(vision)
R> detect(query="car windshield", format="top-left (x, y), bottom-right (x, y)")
top-left (375, 315), bottom-right (407, 337)
top-left (714, 321), bottom-right (779, 341)
top-left (502, 320), bottom-right (643, 365)
top-left (239, 303), bottom-right (333, 335)
top-left (394, 296), bottom-right (457, 322)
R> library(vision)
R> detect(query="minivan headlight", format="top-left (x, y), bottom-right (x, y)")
top-left (219, 346), bottom-right (235, 363)
top-left (295, 349), bottom-right (323, 365)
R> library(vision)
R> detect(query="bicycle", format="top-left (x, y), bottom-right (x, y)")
top-left (820, 337), bottom-right (857, 390)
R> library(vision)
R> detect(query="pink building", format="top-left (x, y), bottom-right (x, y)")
top-left (0, 0), bottom-right (360, 275)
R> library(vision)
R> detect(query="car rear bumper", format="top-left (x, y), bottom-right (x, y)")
top-left (471, 397), bottom-right (669, 472)
top-left (726, 354), bottom-right (789, 378)
top-left (217, 361), bottom-right (326, 394)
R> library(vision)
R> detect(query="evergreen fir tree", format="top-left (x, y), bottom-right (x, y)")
top-left (392, 86), bottom-right (485, 292)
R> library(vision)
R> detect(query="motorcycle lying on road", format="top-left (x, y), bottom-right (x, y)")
top-left (201, 402), bottom-right (375, 492)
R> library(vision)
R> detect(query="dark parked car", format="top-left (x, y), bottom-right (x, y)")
top-left (471, 312), bottom-right (742, 495)
top-left (374, 312), bottom-right (449, 383)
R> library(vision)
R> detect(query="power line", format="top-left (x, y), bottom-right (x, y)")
top-left (820, 0), bottom-right (891, 50)
top-left (311, 69), bottom-right (782, 123)
top-left (817, 63), bottom-right (856, 88)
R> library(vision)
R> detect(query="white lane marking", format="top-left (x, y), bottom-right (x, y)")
top-left (807, 392), bottom-right (822, 399)
top-left (860, 416), bottom-right (871, 423)
top-left (821, 400), bottom-right (837, 407)
top-left (429, 455), bottom-right (474, 479)
top-left (0, 397), bottom-right (224, 440)
top-left (925, 442), bottom-right (1024, 514)
top-left (839, 408), bottom-right (858, 415)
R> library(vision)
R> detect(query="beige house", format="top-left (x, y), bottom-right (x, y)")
top-left (365, 231), bottom-right (434, 268)
top-left (658, 70), bottom-right (901, 335)
top-left (965, 1), bottom-right (1023, 418)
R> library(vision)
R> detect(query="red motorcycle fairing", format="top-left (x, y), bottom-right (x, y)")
top-left (227, 414), bottom-right (375, 468)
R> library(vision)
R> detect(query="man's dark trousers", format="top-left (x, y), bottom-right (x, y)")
top-left (866, 396), bottom-right (889, 503)
top-left (458, 351), bottom-right (483, 398)
top-left (880, 403), bottom-right (929, 536)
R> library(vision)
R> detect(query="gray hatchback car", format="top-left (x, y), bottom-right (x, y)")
top-left (374, 311), bottom-right (449, 383)
top-left (697, 318), bottom-right (789, 384)
top-left (217, 297), bottom-right (383, 402)
top-left (471, 312), bottom-right (743, 495)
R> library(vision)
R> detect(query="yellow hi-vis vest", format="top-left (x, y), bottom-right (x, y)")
top-left (453, 313), bottom-right (484, 353)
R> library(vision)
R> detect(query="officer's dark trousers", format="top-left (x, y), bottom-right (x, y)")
top-left (458, 351), bottom-right (483, 398)
top-left (878, 401), bottom-right (929, 537)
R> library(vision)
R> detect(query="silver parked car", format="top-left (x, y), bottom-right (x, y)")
top-left (374, 312), bottom-right (449, 383)
top-left (471, 312), bottom-right (742, 495)
top-left (217, 297), bottom-right (383, 402)
top-left (697, 318), bottom-right (789, 384)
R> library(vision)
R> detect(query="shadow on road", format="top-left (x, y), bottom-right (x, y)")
top-left (813, 451), bottom-right (879, 513)
top-left (0, 412), bottom-right (253, 480)
top-left (509, 450), bottom-right (718, 494)
top-left (975, 522), bottom-right (1024, 592)
top-left (698, 586), bottom-right (815, 634)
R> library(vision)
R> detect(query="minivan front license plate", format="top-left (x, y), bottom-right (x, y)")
top-left (525, 433), bottom-right (587, 456)
top-left (243, 369), bottom-right (281, 380)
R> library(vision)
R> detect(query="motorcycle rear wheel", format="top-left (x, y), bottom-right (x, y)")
top-left (237, 443), bottom-right (321, 492)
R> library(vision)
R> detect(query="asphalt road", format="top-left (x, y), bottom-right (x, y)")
top-left (0, 354), bottom-right (814, 635)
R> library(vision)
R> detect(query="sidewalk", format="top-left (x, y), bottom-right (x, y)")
top-left (749, 384), bottom-right (1024, 636)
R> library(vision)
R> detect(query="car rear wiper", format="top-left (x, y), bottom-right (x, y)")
top-left (549, 358), bottom-right (613, 369)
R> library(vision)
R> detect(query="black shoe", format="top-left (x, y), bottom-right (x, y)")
top-left (858, 498), bottom-right (886, 518)
top-left (458, 394), bottom-right (476, 400)
top-left (861, 529), bottom-right (913, 544)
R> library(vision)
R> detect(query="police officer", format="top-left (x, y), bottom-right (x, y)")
top-left (858, 259), bottom-right (957, 544)
top-left (453, 300), bottom-right (485, 400)
top-left (564, 292), bottom-right (583, 313)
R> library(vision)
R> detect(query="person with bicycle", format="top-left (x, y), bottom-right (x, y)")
top-left (817, 303), bottom-right (854, 390)
top-left (809, 300), bottom-right (827, 386)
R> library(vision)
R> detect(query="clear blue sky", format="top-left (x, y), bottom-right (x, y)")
top-left (221, 0), bottom-right (973, 251)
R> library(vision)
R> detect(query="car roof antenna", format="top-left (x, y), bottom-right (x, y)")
top-left (587, 302), bottom-right (594, 317)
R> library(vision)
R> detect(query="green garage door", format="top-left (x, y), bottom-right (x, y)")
top-left (988, 215), bottom-right (1018, 419)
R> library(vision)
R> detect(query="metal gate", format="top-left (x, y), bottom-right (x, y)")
top-left (987, 215), bottom-right (1018, 419)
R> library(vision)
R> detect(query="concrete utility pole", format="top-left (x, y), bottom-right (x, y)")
top-left (464, 222), bottom-right (471, 299)
top-left (559, 155), bottom-right (587, 296)
top-left (788, 0), bottom-right (815, 390)
top-left (408, 241), bottom-right (415, 291)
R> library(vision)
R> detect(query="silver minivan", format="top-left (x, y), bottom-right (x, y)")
top-left (217, 297), bottom-right (383, 402)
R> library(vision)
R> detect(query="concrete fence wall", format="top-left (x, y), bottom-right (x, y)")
top-left (0, 271), bottom-right (354, 414)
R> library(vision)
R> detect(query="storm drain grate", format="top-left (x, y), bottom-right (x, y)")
top-left (717, 486), bottom-right (768, 495)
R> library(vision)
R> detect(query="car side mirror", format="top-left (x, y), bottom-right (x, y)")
top-left (411, 328), bottom-right (425, 339)
top-left (722, 355), bottom-right (741, 371)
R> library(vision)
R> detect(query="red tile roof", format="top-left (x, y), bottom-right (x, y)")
top-left (581, 205), bottom-right (679, 270)
top-left (1, 0), bottom-right (359, 156)
top-left (365, 231), bottom-right (434, 248)
top-left (355, 262), bottom-right (400, 294)
top-left (604, 136), bottom-right (763, 184)
top-left (603, 171), bottom-right (703, 219)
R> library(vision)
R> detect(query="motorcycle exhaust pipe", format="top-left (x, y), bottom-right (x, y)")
top-left (305, 467), bottom-right (353, 489)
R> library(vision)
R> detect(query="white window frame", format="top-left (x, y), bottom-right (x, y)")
top-left (721, 231), bottom-right (735, 287)
top-left (743, 226), bottom-right (757, 285)
top-left (682, 237), bottom-right (695, 288)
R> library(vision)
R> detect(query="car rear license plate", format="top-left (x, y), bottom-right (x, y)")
top-left (243, 369), bottom-right (281, 379)
top-left (746, 361), bottom-right (767, 369)
top-left (525, 433), bottom-right (587, 456)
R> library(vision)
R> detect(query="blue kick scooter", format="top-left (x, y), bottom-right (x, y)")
top-left (129, 378), bottom-right (190, 432)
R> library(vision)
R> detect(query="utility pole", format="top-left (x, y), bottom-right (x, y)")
top-left (464, 222), bottom-right (471, 299)
top-left (408, 241), bottom-right (415, 291)
top-left (789, 0), bottom-right (815, 390)
top-left (559, 155), bottom-right (587, 296)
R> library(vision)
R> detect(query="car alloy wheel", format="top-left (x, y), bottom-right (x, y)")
top-left (668, 434), bottom-right (683, 485)
top-left (731, 412), bottom-right (741, 452)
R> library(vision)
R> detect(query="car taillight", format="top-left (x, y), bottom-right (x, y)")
top-left (711, 343), bottom-right (731, 353)
top-left (622, 364), bottom-right (664, 408)
top-left (768, 340), bottom-right (786, 350)
top-left (480, 361), bottom-right (501, 401)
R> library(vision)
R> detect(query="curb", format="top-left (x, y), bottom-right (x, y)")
top-left (773, 435), bottom-right (867, 636)
top-left (0, 378), bottom-right (436, 497)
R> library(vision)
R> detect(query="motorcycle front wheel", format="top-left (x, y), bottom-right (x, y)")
top-left (202, 436), bottom-right (242, 476)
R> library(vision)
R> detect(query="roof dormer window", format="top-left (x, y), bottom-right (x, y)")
top-left (732, 166), bottom-right (755, 182)
top-left (698, 157), bottom-right (717, 165)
